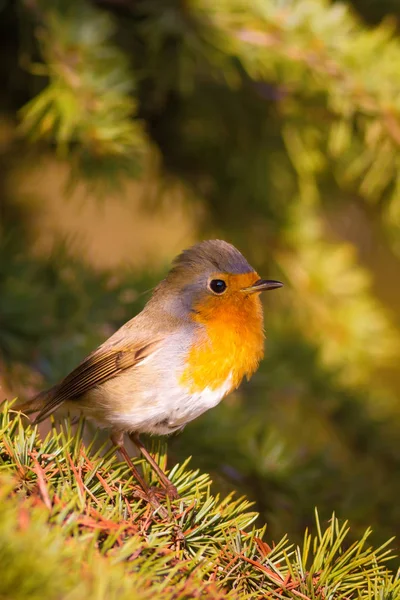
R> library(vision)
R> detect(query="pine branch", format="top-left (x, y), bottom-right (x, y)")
top-left (0, 402), bottom-right (398, 599)
top-left (19, 0), bottom-right (148, 186)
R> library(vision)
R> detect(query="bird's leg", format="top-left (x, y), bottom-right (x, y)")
top-left (129, 433), bottom-right (179, 500)
top-left (110, 433), bottom-right (167, 515)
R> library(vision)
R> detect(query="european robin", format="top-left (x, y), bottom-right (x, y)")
top-left (19, 240), bottom-right (282, 507)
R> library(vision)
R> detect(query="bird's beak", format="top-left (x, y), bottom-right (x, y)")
top-left (241, 279), bottom-right (283, 293)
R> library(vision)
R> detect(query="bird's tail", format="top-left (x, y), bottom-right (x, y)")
top-left (15, 386), bottom-right (62, 424)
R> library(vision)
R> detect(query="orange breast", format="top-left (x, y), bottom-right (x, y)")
top-left (180, 273), bottom-right (265, 394)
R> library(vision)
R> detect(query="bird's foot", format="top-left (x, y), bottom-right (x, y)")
top-left (164, 483), bottom-right (180, 500)
top-left (149, 483), bottom-right (179, 501)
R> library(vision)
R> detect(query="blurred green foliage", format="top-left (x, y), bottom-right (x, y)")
top-left (1, 0), bottom-right (400, 566)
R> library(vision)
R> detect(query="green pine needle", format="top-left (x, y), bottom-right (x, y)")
top-left (0, 401), bottom-right (397, 599)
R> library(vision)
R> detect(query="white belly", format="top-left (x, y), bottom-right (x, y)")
top-left (101, 372), bottom-right (233, 436)
top-left (168, 374), bottom-right (233, 429)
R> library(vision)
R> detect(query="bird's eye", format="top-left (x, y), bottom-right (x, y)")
top-left (209, 279), bottom-right (227, 294)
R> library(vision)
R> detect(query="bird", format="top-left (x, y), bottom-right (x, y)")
top-left (18, 240), bottom-right (282, 508)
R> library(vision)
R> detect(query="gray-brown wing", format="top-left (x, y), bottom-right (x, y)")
top-left (33, 339), bottom-right (161, 423)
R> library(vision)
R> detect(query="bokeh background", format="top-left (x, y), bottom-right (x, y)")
top-left (2, 0), bottom-right (400, 552)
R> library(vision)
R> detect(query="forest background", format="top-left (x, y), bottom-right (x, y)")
top-left (2, 0), bottom-right (400, 577)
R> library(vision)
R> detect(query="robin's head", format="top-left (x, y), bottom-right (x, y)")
top-left (153, 240), bottom-right (282, 323)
